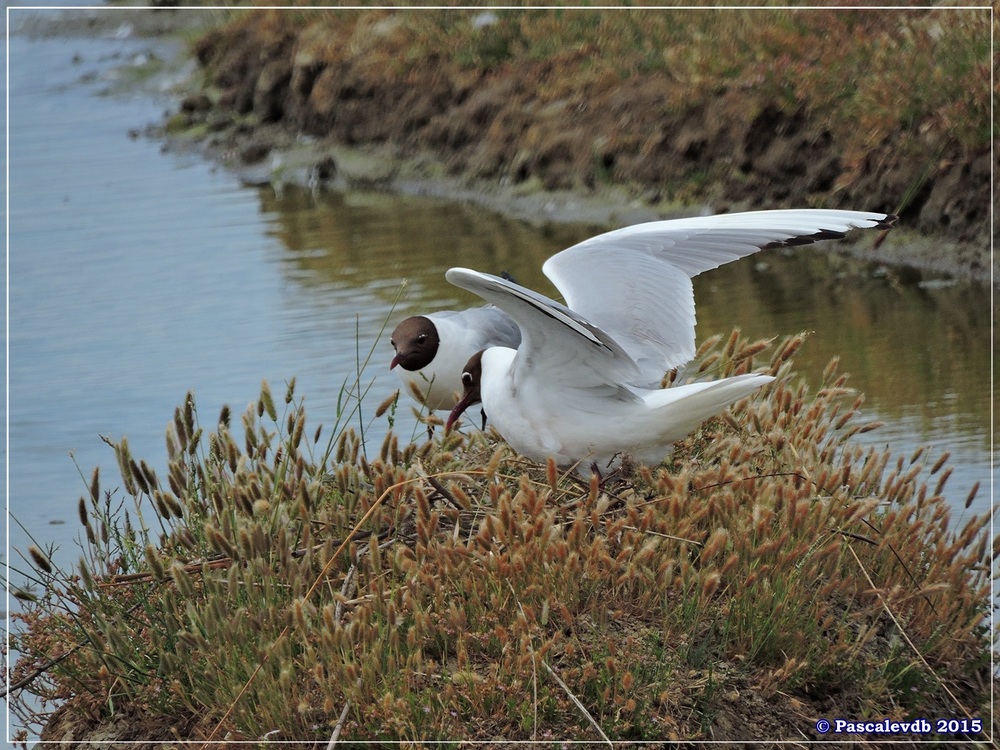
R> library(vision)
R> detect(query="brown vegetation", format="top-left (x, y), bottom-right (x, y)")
top-left (175, 7), bottom-right (993, 279)
top-left (10, 332), bottom-right (993, 745)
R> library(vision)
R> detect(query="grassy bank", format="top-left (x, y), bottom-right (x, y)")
top-left (10, 331), bottom-right (993, 744)
top-left (170, 4), bottom-right (993, 279)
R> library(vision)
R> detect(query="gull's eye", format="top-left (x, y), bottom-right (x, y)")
top-left (417, 334), bottom-right (427, 344)
top-left (390, 339), bottom-right (396, 348)
top-left (462, 372), bottom-right (473, 386)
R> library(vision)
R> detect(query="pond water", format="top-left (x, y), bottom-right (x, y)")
top-left (6, 11), bottom-right (993, 628)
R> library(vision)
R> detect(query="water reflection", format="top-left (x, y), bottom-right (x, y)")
top-left (258, 186), bottom-right (583, 308)
top-left (694, 248), bottom-right (992, 438)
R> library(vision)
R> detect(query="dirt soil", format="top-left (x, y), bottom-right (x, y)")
top-left (153, 8), bottom-right (996, 284)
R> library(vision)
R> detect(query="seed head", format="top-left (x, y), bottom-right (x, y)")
top-left (375, 392), bottom-right (398, 418)
top-left (28, 546), bottom-right (53, 575)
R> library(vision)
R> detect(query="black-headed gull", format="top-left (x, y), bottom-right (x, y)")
top-left (444, 209), bottom-right (896, 473)
top-left (390, 307), bottom-right (521, 410)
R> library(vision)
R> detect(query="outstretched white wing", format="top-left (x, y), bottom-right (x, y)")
top-left (542, 209), bottom-right (894, 382)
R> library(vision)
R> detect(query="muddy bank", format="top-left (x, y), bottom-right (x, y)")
top-left (154, 8), bottom-right (993, 283)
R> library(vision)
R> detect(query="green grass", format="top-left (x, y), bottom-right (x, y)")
top-left (8, 329), bottom-right (993, 743)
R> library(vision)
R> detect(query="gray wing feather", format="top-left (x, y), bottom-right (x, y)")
top-left (445, 268), bottom-right (643, 390)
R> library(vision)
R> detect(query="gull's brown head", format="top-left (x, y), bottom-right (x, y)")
top-left (390, 316), bottom-right (440, 371)
top-left (446, 350), bottom-right (484, 432)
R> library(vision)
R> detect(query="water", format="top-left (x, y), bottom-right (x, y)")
top-left (5, 6), bottom-right (993, 688)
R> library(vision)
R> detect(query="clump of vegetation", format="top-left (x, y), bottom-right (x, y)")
top-left (8, 330), bottom-right (993, 744)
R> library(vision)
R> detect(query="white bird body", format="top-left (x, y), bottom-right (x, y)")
top-left (391, 306), bottom-right (520, 410)
top-left (446, 209), bottom-right (895, 473)
top-left (478, 345), bottom-right (773, 469)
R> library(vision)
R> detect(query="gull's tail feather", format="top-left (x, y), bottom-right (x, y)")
top-left (642, 374), bottom-right (774, 443)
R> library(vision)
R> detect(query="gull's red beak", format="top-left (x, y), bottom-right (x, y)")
top-left (389, 353), bottom-right (401, 370)
top-left (446, 389), bottom-right (478, 433)
top-left (447, 350), bottom-right (485, 433)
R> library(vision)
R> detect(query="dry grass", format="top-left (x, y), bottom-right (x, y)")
top-left (8, 330), bottom-right (993, 744)
top-left (211, 5), bottom-right (990, 160)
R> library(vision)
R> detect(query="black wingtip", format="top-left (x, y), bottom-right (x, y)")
top-left (876, 213), bottom-right (899, 231)
top-left (762, 213), bottom-right (898, 250)
top-left (763, 229), bottom-right (847, 249)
